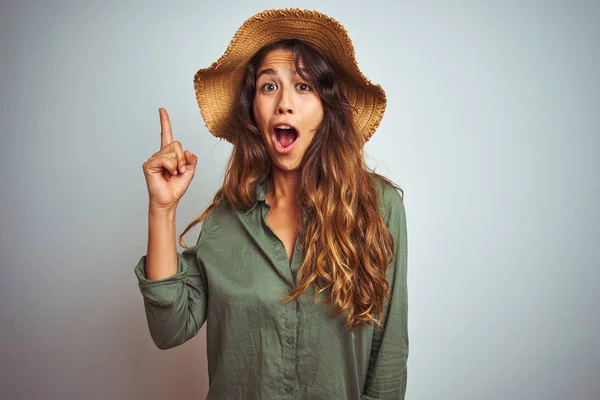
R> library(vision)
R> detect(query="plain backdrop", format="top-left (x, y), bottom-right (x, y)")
top-left (1, 0), bottom-right (599, 399)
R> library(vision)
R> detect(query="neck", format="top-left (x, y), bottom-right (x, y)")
top-left (267, 169), bottom-right (301, 209)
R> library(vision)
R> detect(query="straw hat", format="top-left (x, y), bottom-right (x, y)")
top-left (193, 8), bottom-right (386, 144)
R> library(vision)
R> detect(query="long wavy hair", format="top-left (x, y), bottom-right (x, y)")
top-left (180, 39), bottom-right (403, 330)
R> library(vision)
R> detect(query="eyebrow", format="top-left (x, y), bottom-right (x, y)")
top-left (256, 68), bottom-right (278, 79)
top-left (256, 67), bottom-right (309, 80)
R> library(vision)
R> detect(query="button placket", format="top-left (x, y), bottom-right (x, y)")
top-left (260, 202), bottom-right (294, 287)
top-left (281, 303), bottom-right (298, 398)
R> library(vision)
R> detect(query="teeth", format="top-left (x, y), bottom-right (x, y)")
top-left (275, 125), bottom-right (293, 129)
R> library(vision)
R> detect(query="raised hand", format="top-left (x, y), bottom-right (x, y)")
top-left (142, 108), bottom-right (198, 210)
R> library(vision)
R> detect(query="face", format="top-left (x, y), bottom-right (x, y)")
top-left (252, 49), bottom-right (324, 171)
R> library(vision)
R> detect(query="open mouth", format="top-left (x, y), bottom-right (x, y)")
top-left (273, 125), bottom-right (298, 149)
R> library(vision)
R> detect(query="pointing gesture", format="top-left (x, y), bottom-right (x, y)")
top-left (160, 107), bottom-right (174, 150)
top-left (142, 108), bottom-right (198, 210)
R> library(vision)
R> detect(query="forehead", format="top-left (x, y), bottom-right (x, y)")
top-left (258, 48), bottom-right (303, 71)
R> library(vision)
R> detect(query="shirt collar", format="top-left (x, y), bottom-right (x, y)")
top-left (243, 177), bottom-right (308, 226)
top-left (244, 177), bottom-right (268, 215)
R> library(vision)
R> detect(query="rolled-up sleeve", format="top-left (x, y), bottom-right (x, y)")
top-left (133, 215), bottom-right (212, 350)
top-left (363, 186), bottom-right (409, 399)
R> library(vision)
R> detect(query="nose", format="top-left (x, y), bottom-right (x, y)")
top-left (277, 87), bottom-right (294, 115)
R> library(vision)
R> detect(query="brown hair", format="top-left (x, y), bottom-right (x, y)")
top-left (180, 39), bottom-right (403, 330)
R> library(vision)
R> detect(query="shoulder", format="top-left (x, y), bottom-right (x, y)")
top-left (197, 197), bottom-right (249, 243)
top-left (369, 173), bottom-right (405, 222)
top-left (196, 199), bottom-right (229, 244)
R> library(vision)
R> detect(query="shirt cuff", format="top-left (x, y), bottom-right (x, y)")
top-left (133, 253), bottom-right (190, 307)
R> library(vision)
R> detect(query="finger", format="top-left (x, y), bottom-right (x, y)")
top-left (170, 142), bottom-right (187, 174)
top-left (157, 146), bottom-right (183, 174)
top-left (184, 150), bottom-right (198, 168)
top-left (159, 108), bottom-right (173, 150)
top-left (159, 153), bottom-right (179, 176)
top-left (147, 153), bottom-right (179, 176)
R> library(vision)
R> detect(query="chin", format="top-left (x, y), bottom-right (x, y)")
top-left (272, 160), bottom-right (302, 172)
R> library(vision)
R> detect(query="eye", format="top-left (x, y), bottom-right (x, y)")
top-left (260, 82), bottom-right (277, 92)
top-left (296, 83), bottom-right (312, 91)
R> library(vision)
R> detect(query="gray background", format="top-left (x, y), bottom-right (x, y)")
top-left (1, 0), bottom-right (598, 399)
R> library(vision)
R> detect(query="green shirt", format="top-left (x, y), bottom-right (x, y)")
top-left (134, 175), bottom-right (408, 399)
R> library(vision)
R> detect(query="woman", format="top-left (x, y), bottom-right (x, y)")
top-left (135, 9), bottom-right (408, 400)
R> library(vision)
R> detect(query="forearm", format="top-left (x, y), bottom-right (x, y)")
top-left (146, 205), bottom-right (178, 280)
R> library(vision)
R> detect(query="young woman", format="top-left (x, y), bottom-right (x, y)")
top-left (136, 9), bottom-right (408, 400)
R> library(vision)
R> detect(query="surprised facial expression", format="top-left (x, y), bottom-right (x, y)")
top-left (252, 49), bottom-right (324, 171)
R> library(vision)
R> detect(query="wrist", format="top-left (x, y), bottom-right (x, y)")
top-left (148, 203), bottom-right (177, 218)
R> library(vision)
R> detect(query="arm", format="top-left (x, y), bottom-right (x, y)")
top-left (145, 206), bottom-right (178, 281)
top-left (363, 187), bottom-right (409, 399)
top-left (133, 207), bottom-right (213, 350)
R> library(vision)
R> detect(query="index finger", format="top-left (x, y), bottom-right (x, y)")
top-left (159, 108), bottom-right (173, 149)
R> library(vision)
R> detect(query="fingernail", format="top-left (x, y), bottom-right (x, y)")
top-left (181, 165), bottom-right (186, 173)
top-left (174, 170), bottom-right (178, 175)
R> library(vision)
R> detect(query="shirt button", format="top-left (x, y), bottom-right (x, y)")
top-left (286, 337), bottom-right (293, 345)
top-left (284, 386), bottom-right (293, 395)
top-left (296, 244), bottom-right (301, 251)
